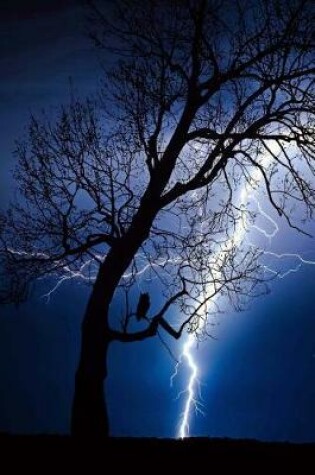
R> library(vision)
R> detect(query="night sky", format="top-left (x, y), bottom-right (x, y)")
top-left (0, 0), bottom-right (315, 441)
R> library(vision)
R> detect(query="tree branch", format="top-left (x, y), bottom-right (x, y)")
top-left (111, 285), bottom-right (188, 342)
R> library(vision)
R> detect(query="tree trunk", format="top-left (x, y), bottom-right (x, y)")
top-left (71, 271), bottom-right (112, 438)
top-left (70, 240), bottom-right (126, 438)
top-left (71, 194), bottom-right (159, 437)
top-left (71, 339), bottom-right (110, 438)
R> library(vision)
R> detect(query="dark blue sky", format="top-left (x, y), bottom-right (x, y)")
top-left (0, 0), bottom-right (314, 441)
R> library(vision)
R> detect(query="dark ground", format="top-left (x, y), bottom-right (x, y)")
top-left (1, 434), bottom-right (314, 469)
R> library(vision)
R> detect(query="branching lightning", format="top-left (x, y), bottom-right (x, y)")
top-left (173, 145), bottom-right (315, 439)
top-left (172, 335), bottom-right (202, 439)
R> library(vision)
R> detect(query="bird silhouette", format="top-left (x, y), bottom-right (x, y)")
top-left (136, 292), bottom-right (150, 320)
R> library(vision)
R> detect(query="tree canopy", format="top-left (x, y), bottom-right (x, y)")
top-left (1, 0), bottom-right (314, 343)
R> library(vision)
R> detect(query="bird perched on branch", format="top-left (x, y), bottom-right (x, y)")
top-left (136, 292), bottom-right (150, 321)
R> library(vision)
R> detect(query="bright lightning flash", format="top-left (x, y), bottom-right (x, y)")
top-left (174, 337), bottom-right (199, 439)
top-left (174, 143), bottom-right (315, 439)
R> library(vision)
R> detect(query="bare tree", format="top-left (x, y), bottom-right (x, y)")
top-left (0, 0), bottom-right (314, 437)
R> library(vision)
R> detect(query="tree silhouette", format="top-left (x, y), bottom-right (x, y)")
top-left (0, 0), bottom-right (314, 437)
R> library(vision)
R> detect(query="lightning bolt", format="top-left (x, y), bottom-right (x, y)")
top-left (173, 144), bottom-right (315, 439)
top-left (174, 336), bottom-right (200, 439)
